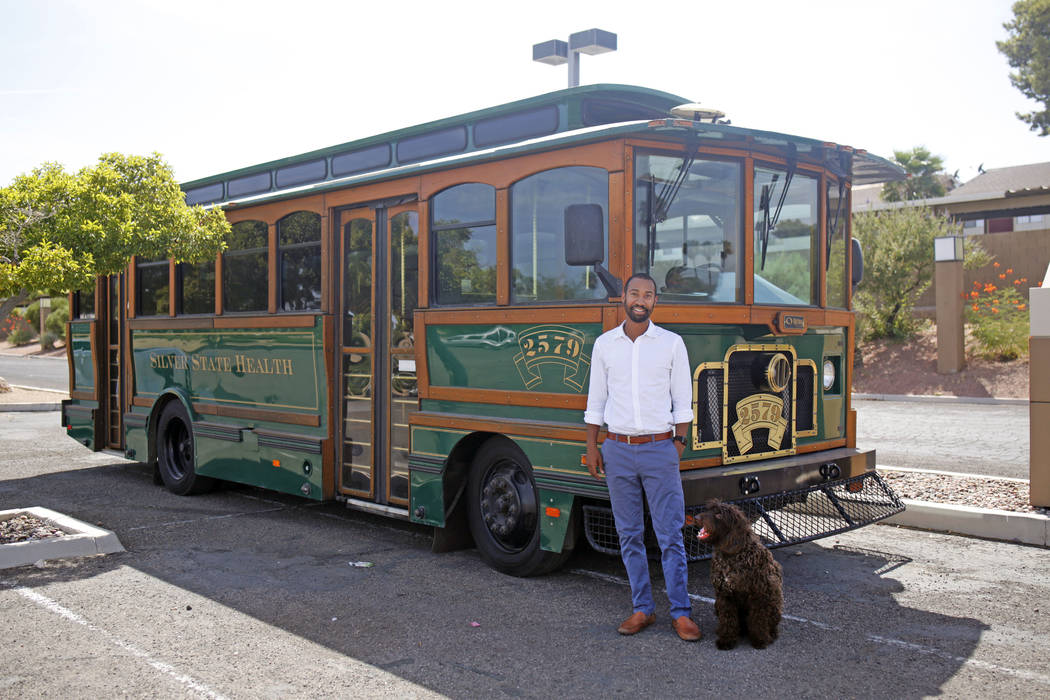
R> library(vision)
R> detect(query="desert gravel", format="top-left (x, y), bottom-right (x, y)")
top-left (882, 467), bottom-right (1049, 515)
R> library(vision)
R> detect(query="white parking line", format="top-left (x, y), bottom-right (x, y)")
top-left (3, 582), bottom-right (229, 700)
top-left (569, 568), bottom-right (1050, 686)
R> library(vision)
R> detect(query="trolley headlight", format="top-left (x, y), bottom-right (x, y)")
top-left (822, 359), bottom-right (836, 391)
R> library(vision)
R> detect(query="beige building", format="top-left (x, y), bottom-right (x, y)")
top-left (854, 161), bottom-right (1050, 309)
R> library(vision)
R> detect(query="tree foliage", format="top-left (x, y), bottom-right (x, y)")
top-left (997, 0), bottom-right (1050, 136)
top-left (852, 206), bottom-right (989, 339)
top-left (880, 146), bottom-right (950, 202)
top-left (0, 153), bottom-right (229, 322)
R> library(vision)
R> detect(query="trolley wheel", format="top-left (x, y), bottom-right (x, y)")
top-left (467, 437), bottom-right (572, 577)
top-left (156, 401), bottom-right (214, 496)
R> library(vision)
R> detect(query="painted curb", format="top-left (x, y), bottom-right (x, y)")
top-left (0, 507), bottom-right (125, 569)
top-left (881, 499), bottom-right (1050, 547)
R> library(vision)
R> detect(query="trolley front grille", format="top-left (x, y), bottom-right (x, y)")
top-left (583, 471), bottom-right (904, 562)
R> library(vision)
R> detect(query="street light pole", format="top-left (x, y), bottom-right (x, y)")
top-left (533, 29), bottom-right (617, 88)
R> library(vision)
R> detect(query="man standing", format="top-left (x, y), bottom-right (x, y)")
top-left (584, 273), bottom-right (701, 641)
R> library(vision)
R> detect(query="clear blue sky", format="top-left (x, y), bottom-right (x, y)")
top-left (2, 0), bottom-right (1046, 187)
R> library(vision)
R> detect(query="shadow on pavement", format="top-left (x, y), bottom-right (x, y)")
top-left (2, 459), bottom-right (993, 698)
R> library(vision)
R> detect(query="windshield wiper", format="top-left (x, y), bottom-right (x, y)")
top-left (826, 178), bottom-right (845, 268)
top-left (759, 144), bottom-right (797, 271)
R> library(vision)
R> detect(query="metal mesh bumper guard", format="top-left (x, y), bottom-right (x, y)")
top-left (583, 471), bottom-right (905, 562)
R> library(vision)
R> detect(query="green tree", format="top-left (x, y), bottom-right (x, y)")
top-left (1, 153), bottom-right (229, 323)
top-left (997, 0), bottom-right (1050, 136)
top-left (852, 206), bottom-right (989, 339)
top-left (880, 147), bottom-right (950, 202)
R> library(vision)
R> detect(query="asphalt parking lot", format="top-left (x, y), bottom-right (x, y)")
top-left (2, 411), bottom-right (1050, 698)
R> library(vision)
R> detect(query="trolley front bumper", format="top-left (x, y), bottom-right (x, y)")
top-left (583, 448), bottom-right (905, 561)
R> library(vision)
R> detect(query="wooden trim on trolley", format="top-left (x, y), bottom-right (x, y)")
top-left (743, 155), bottom-right (755, 305)
top-left (71, 390), bottom-right (96, 401)
top-left (127, 314), bottom-right (319, 330)
top-left (418, 306), bottom-right (606, 324)
top-left (426, 386), bottom-right (586, 410)
top-left (496, 188), bottom-right (510, 306)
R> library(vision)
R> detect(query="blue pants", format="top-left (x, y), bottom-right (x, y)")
top-left (601, 438), bottom-right (691, 619)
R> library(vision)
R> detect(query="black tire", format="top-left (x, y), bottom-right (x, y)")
top-left (467, 437), bottom-right (572, 577)
top-left (156, 401), bottom-right (214, 496)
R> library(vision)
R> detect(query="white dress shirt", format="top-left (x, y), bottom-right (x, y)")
top-left (584, 321), bottom-right (693, 435)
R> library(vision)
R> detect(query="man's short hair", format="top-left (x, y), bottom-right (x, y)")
top-left (625, 272), bottom-right (657, 295)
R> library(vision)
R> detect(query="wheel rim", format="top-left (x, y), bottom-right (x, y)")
top-left (478, 458), bottom-right (537, 553)
top-left (163, 419), bottom-right (192, 480)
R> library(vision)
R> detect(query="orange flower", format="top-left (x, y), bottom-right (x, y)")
top-left (1019, 304), bottom-right (1027, 311)
top-left (992, 308), bottom-right (999, 314)
top-left (972, 304), bottom-right (979, 311)
top-left (971, 290), bottom-right (980, 298)
top-left (999, 273), bottom-right (1007, 279)
top-left (994, 262), bottom-right (1000, 267)
top-left (1006, 268), bottom-right (1013, 274)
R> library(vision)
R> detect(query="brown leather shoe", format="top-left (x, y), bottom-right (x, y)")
top-left (672, 616), bottom-right (702, 642)
top-left (617, 611), bottom-right (656, 635)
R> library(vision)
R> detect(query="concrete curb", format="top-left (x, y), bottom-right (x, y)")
top-left (1, 403), bottom-right (62, 412)
top-left (882, 499), bottom-right (1050, 547)
top-left (0, 507), bottom-right (125, 569)
top-left (1, 384), bottom-right (66, 412)
top-left (853, 392), bottom-right (1028, 406)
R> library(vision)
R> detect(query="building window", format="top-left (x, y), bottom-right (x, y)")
top-left (988, 217), bottom-right (1013, 234)
top-left (511, 166), bottom-right (608, 303)
top-left (962, 218), bottom-right (984, 235)
top-left (1015, 213), bottom-right (1046, 231)
top-left (432, 183), bottom-right (497, 305)
top-left (224, 220), bottom-right (268, 313)
top-left (278, 211), bottom-right (322, 311)
top-left (136, 258), bottom-right (169, 316)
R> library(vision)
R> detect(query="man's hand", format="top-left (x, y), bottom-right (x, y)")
top-left (674, 438), bottom-right (686, 459)
top-left (586, 443), bottom-right (604, 479)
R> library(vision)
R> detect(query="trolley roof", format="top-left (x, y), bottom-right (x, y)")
top-left (181, 84), bottom-right (904, 210)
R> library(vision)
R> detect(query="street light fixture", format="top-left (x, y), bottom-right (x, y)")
top-left (533, 29), bottom-right (617, 88)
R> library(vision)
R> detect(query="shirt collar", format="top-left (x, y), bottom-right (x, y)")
top-left (614, 320), bottom-right (662, 340)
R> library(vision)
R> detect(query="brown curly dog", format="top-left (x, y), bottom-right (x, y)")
top-left (695, 499), bottom-right (783, 649)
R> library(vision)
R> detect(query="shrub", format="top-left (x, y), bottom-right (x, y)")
top-left (7, 325), bottom-right (36, 346)
top-left (852, 207), bottom-right (987, 340)
top-left (45, 305), bottom-right (69, 338)
top-left (0, 310), bottom-right (23, 341)
top-left (965, 264), bottom-right (1030, 360)
top-left (39, 331), bottom-right (58, 350)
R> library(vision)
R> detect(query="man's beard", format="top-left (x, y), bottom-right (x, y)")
top-left (625, 303), bottom-right (651, 322)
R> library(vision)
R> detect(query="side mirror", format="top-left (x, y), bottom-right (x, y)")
top-left (564, 204), bottom-right (623, 297)
top-left (564, 204), bottom-right (605, 265)
top-left (851, 237), bottom-right (864, 293)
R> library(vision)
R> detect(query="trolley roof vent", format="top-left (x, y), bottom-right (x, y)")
top-left (670, 103), bottom-right (726, 123)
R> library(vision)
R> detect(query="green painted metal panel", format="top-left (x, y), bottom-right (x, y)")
top-left (410, 472), bottom-right (445, 527)
top-left (130, 322), bottom-right (325, 419)
top-left (70, 322), bottom-right (94, 392)
top-left (426, 322), bottom-right (602, 393)
top-left (538, 489), bottom-right (576, 553)
top-left (62, 400), bottom-right (97, 449)
top-left (410, 426), bottom-right (468, 459)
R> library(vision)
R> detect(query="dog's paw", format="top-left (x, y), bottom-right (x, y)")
top-left (715, 637), bottom-right (737, 650)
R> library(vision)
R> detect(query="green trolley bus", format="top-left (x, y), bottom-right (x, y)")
top-left (63, 84), bottom-right (905, 576)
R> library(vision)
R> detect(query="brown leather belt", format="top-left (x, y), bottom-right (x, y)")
top-left (605, 431), bottom-right (672, 445)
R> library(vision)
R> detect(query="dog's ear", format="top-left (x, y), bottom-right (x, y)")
top-left (719, 504), bottom-right (750, 555)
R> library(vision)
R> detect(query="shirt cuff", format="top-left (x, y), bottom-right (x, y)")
top-left (671, 410), bottom-right (695, 425)
top-left (583, 411), bottom-right (605, 426)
